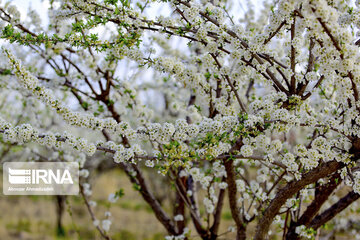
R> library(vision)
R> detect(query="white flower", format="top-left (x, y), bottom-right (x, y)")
top-left (79, 169), bottom-right (89, 178)
top-left (174, 214), bottom-right (184, 221)
top-left (82, 183), bottom-right (92, 196)
top-left (203, 197), bottom-right (215, 214)
top-left (108, 193), bottom-right (119, 203)
top-left (145, 160), bottom-right (155, 168)
top-left (295, 225), bottom-right (314, 239)
top-left (86, 144), bottom-right (97, 156)
top-left (241, 145), bottom-right (253, 157)
top-left (93, 219), bottom-right (100, 227)
top-left (219, 182), bottom-right (228, 189)
top-left (236, 179), bottom-right (246, 193)
top-left (102, 219), bottom-right (112, 232)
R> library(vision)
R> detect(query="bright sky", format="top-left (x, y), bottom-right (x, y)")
top-left (9, 0), bottom-right (264, 27)
top-left (11, 0), bottom-right (50, 21)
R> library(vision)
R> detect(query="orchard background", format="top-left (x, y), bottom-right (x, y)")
top-left (1, 0), bottom-right (360, 239)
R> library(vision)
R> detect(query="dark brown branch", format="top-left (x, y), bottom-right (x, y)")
top-left (209, 180), bottom-right (226, 240)
top-left (313, 9), bottom-right (359, 103)
top-left (245, 79), bottom-right (254, 99)
top-left (266, 68), bottom-right (289, 94)
top-left (305, 38), bottom-right (316, 74)
top-left (224, 158), bottom-right (246, 240)
top-left (314, 9), bottom-right (342, 55)
top-left (297, 39), bottom-right (315, 96)
top-left (174, 174), bottom-right (186, 234)
top-left (130, 164), bottom-right (177, 235)
top-left (264, 21), bottom-right (286, 45)
top-left (276, 67), bottom-right (291, 90)
top-left (309, 191), bottom-right (359, 230)
top-left (254, 160), bottom-right (343, 240)
top-left (172, 172), bottom-right (208, 237)
top-left (290, 15), bottom-right (296, 94)
top-left (285, 173), bottom-right (341, 240)
top-left (302, 75), bottom-right (325, 100)
top-left (210, 53), bottom-right (247, 112)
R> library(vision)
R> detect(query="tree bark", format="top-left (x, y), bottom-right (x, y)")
top-left (254, 160), bottom-right (343, 240)
top-left (286, 173), bottom-right (341, 240)
top-left (224, 159), bottom-right (247, 240)
top-left (55, 195), bottom-right (66, 237)
top-left (309, 191), bottom-right (359, 230)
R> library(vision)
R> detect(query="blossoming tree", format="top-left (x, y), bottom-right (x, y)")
top-left (1, 0), bottom-right (360, 239)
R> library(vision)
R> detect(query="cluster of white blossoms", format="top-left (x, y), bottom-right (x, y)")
top-left (213, 161), bottom-right (227, 178)
top-left (187, 167), bottom-right (220, 213)
top-left (295, 225), bottom-right (315, 239)
top-left (165, 227), bottom-right (190, 240)
top-left (174, 214), bottom-right (184, 222)
top-left (5, 49), bottom-right (292, 166)
top-left (92, 216), bottom-right (112, 233)
top-left (353, 172), bottom-right (360, 194)
top-left (82, 183), bottom-right (92, 196)
top-left (203, 196), bottom-right (216, 214)
top-left (0, 116), bottom-right (96, 156)
top-left (189, 167), bottom-right (213, 190)
top-left (107, 193), bottom-right (119, 203)
top-left (281, 153), bottom-right (298, 172)
top-left (4, 49), bottom-right (140, 139)
top-left (240, 144), bottom-right (254, 157)
top-left (101, 219), bottom-right (112, 232)
top-left (86, 193), bottom-right (118, 233)
top-left (236, 179), bottom-right (246, 193)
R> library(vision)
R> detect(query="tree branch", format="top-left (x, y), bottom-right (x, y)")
top-left (309, 191), bottom-right (359, 230)
top-left (285, 173), bottom-right (341, 239)
top-left (254, 160), bottom-right (343, 240)
top-left (224, 158), bottom-right (246, 240)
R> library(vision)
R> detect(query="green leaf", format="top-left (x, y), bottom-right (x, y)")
top-left (81, 102), bottom-right (89, 109)
top-left (0, 69), bottom-right (12, 75)
top-left (115, 188), bottom-right (125, 198)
